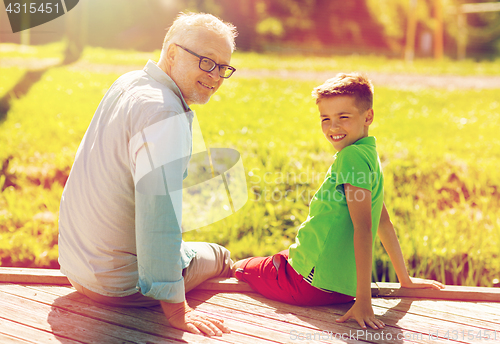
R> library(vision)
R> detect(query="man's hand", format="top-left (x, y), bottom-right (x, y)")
top-left (401, 277), bottom-right (445, 290)
top-left (161, 300), bottom-right (230, 336)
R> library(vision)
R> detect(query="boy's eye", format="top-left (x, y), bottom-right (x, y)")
top-left (321, 118), bottom-right (330, 122)
top-left (340, 116), bottom-right (349, 119)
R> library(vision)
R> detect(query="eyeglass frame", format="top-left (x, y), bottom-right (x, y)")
top-left (174, 43), bottom-right (236, 79)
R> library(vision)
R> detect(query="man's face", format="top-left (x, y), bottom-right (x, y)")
top-left (169, 30), bottom-right (232, 105)
top-left (318, 95), bottom-right (373, 152)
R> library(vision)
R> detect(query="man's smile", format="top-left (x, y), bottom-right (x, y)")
top-left (198, 81), bottom-right (214, 89)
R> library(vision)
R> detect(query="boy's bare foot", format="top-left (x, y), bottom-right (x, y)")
top-left (231, 258), bottom-right (249, 277)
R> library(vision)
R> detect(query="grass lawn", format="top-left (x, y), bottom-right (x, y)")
top-left (1, 43), bottom-right (499, 286)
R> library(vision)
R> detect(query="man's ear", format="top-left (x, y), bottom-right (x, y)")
top-left (166, 43), bottom-right (177, 66)
top-left (365, 108), bottom-right (374, 126)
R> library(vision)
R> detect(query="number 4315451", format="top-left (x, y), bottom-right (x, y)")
top-left (5, 2), bottom-right (60, 14)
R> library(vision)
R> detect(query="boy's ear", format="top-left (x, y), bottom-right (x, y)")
top-left (364, 109), bottom-right (374, 126)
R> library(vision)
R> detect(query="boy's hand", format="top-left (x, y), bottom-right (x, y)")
top-left (336, 299), bottom-right (385, 330)
top-left (161, 300), bottom-right (230, 336)
top-left (400, 277), bottom-right (445, 290)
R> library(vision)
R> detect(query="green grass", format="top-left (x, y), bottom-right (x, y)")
top-left (0, 42), bottom-right (64, 60)
top-left (185, 79), bottom-right (500, 287)
top-left (0, 67), bottom-right (27, 95)
top-left (231, 52), bottom-right (500, 76)
top-left (1, 44), bottom-right (499, 287)
top-left (2, 42), bottom-right (500, 75)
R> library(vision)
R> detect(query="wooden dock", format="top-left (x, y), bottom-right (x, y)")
top-left (0, 268), bottom-right (499, 343)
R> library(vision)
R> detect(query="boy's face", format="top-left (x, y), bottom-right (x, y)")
top-left (318, 95), bottom-right (374, 152)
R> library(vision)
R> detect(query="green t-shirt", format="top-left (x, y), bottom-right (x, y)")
top-left (289, 136), bottom-right (384, 297)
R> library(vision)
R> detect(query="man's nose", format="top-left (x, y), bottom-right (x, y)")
top-left (209, 67), bottom-right (220, 81)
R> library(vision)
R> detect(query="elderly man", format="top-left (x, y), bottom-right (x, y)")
top-left (58, 13), bottom-right (237, 336)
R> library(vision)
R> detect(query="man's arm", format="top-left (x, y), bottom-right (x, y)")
top-left (378, 203), bottom-right (445, 290)
top-left (336, 184), bottom-right (385, 330)
top-left (132, 115), bottom-right (230, 336)
top-left (135, 188), bottom-right (229, 337)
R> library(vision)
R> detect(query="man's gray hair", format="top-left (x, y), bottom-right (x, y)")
top-left (163, 12), bottom-right (238, 52)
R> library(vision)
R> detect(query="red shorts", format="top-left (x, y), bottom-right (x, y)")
top-left (234, 250), bottom-right (354, 306)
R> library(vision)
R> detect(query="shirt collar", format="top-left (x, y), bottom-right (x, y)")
top-left (333, 136), bottom-right (376, 158)
top-left (143, 60), bottom-right (192, 115)
top-left (353, 136), bottom-right (376, 147)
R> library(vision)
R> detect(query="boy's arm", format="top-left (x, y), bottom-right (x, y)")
top-left (378, 203), bottom-right (445, 290)
top-left (336, 183), bottom-right (385, 330)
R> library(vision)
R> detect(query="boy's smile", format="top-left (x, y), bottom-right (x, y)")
top-left (318, 95), bottom-right (374, 152)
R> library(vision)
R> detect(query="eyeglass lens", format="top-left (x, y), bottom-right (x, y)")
top-left (200, 58), bottom-right (234, 78)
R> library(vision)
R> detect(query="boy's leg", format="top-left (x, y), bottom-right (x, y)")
top-left (234, 250), bottom-right (299, 305)
top-left (182, 241), bottom-right (234, 293)
top-left (235, 250), bottom-right (354, 306)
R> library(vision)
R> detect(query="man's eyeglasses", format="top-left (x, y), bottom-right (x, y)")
top-left (175, 44), bottom-right (236, 79)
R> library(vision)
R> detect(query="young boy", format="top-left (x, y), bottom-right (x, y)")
top-left (234, 73), bottom-right (444, 330)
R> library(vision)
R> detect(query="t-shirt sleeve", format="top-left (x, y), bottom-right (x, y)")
top-left (332, 146), bottom-right (373, 193)
top-left (128, 112), bottom-right (192, 303)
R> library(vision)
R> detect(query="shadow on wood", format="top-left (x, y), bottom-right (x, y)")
top-left (189, 289), bottom-right (411, 343)
top-left (47, 291), bottom-right (192, 343)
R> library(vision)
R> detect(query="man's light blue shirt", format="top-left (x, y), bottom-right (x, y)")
top-left (59, 60), bottom-right (196, 303)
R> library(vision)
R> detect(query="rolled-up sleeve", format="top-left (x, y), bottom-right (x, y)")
top-left (130, 112), bottom-right (195, 303)
top-left (135, 187), bottom-right (185, 302)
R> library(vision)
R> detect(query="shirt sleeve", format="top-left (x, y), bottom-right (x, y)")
top-left (129, 112), bottom-right (193, 303)
top-left (332, 146), bottom-right (373, 193)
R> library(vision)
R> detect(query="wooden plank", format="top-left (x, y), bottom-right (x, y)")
top-left (7, 282), bottom-right (500, 344)
top-left (0, 290), bottom-right (128, 344)
top-left (0, 269), bottom-right (381, 294)
top-left (0, 333), bottom-right (34, 344)
top-left (371, 298), bottom-right (500, 327)
top-left (0, 284), bottom-right (232, 344)
top-left (482, 302), bottom-right (500, 310)
top-left (5, 268), bottom-right (499, 301)
top-left (188, 290), bottom-right (447, 344)
top-left (0, 286), bottom-right (227, 344)
top-left (0, 316), bottom-right (83, 344)
top-left (22, 284), bottom-right (77, 298)
top-left (0, 268), bottom-right (70, 285)
top-left (196, 277), bottom-right (254, 292)
top-left (186, 296), bottom-right (363, 344)
top-left (197, 278), bottom-right (378, 296)
top-left (26, 284), bottom-right (357, 344)
top-left (376, 283), bottom-right (500, 302)
top-left (198, 290), bottom-right (500, 343)
top-left (196, 290), bottom-right (500, 342)
top-left (193, 303), bottom-right (340, 344)
top-left (22, 284), bottom-right (277, 344)
top-left (2, 273), bottom-right (499, 344)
